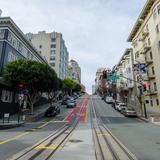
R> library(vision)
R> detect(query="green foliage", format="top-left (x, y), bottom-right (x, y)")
top-left (3, 59), bottom-right (59, 92)
top-left (62, 78), bottom-right (81, 94)
top-left (73, 83), bottom-right (81, 92)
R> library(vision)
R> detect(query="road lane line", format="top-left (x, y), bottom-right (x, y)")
top-left (35, 144), bottom-right (60, 150)
top-left (97, 133), bottom-right (110, 136)
top-left (0, 132), bottom-right (29, 145)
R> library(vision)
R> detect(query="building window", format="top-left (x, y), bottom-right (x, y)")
top-left (51, 38), bottom-right (56, 42)
top-left (0, 29), bottom-right (5, 39)
top-left (50, 62), bottom-right (55, 67)
top-left (150, 52), bottom-right (153, 59)
top-left (152, 66), bottom-right (155, 75)
top-left (156, 24), bottom-right (160, 33)
top-left (156, 99), bottom-right (159, 106)
top-left (154, 82), bottom-right (157, 91)
top-left (17, 41), bottom-right (23, 52)
top-left (51, 44), bottom-right (56, 48)
top-left (157, 4), bottom-right (160, 14)
top-left (39, 45), bottom-right (42, 49)
top-left (148, 38), bottom-right (151, 45)
top-left (1, 90), bottom-right (13, 103)
top-left (158, 41), bottom-right (160, 48)
top-left (150, 100), bottom-right (153, 107)
top-left (153, 7), bottom-right (157, 17)
top-left (50, 56), bottom-right (55, 61)
top-left (8, 51), bottom-right (18, 62)
top-left (50, 50), bottom-right (56, 55)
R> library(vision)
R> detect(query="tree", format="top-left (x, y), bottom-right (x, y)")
top-left (3, 59), bottom-right (58, 114)
top-left (73, 83), bottom-right (81, 92)
top-left (62, 78), bottom-right (81, 96)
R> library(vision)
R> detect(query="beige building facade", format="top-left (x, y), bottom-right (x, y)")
top-left (68, 59), bottom-right (81, 84)
top-left (26, 31), bottom-right (69, 79)
top-left (115, 49), bottom-right (135, 102)
top-left (127, 0), bottom-right (160, 117)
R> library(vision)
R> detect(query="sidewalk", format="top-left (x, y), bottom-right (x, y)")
top-left (0, 100), bottom-right (62, 129)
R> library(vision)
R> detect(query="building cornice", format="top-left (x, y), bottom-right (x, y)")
top-left (127, 0), bottom-right (155, 42)
top-left (117, 48), bottom-right (132, 66)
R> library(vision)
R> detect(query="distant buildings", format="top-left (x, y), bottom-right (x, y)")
top-left (115, 49), bottom-right (135, 103)
top-left (95, 68), bottom-right (106, 95)
top-left (68, 59), bottom-right (81, 84)
top-left (26, 31), bottom-right (69, 79)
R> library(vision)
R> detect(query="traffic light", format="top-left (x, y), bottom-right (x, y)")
top-left (18, 83), bottom-right (24, 93)
top-left (18, 83), bottom-right (24, 88)
top-left (143, 83), bottom-right (147, 91)
top-left (103, 71), bottom-right (107, 79)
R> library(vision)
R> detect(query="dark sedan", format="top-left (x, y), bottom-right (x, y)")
top-left (45, 105), bottom-right (60, 117)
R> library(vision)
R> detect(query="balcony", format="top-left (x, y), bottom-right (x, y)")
top-left (142, 29), bottom-right (149, 37)
top-left (143, 43), bottom-right (151, 53)
top-left (145, 57), bottom-right (153, 65)
top-left (148, 75), bottom-right (155, 80)
top-left (144, 90), bottom-right (158, 96)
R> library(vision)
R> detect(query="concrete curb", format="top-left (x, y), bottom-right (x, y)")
top-left (0, 121), bottom-right (24, 129)
top-left (137, 116), bottom-right (149, 123)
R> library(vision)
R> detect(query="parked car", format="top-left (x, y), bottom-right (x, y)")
top-left (45, 105), bottom-right (60, 117)
top-left (112, 100), bottom-right (121, 108)
top-left (105, 96), bottom-right (114, 104)
top-left (115, 103), bottom-right (127, 111)
top-left (66, 99), bottom-right (76, 108)
top-left (121, 108), bottom-right (137, 117)
top-left (61, 99), bottom-right (68, 105)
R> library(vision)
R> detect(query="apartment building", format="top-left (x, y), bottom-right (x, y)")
top-left (0, 17), bottom-right (47, 114)
top-left (115, 49), bottom-right (135, 103)
top-left (26, 31), bottom-right (69, 79)
top-left (127, 0), bottom-right (160, 116)
top-left (68, 59), bottom-right (81, 84)
top-left (95, 68), bottom-right (105, 93)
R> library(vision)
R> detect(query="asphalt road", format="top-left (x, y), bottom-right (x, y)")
top-left (0, 102), bottom-right (73, 160)
top-left (91, 95), bottom-right (160, 160)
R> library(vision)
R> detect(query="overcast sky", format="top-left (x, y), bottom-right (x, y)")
top-left (0, 0), bottom-right (147, 94)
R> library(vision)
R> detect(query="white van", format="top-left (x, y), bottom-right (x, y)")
top-left (105, 96), bottom-right (113, 104)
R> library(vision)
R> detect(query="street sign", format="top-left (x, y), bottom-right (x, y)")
top-left (4, 113), bottom-right (10, 118)
top-left (107, 75), bottom-right (120, 81)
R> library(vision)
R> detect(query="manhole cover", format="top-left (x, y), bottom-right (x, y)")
top-left (69, 139), bottom-right (83, 143)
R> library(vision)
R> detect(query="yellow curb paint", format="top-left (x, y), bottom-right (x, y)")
top-left (35, 144), bottom-right (60, 150)
top-left (37, 119), bottom-right (54, 129)
top-left (37, 123), bottom-right (49, 129)
top-left (97, 133), bottom-right (110, 136)
top-left (0, 132), bottom-right (29, 145)
top-left (84, 109), bottom-right (88, 122)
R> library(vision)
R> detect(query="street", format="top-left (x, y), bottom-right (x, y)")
top-left (1, 96), bottom-right (160, 159)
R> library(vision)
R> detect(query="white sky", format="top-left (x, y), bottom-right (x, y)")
top-left (0, 0), bottom-right (147, 94)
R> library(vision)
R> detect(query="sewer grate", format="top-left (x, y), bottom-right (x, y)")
top-left (69, 139), bottom-right (83, 143)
